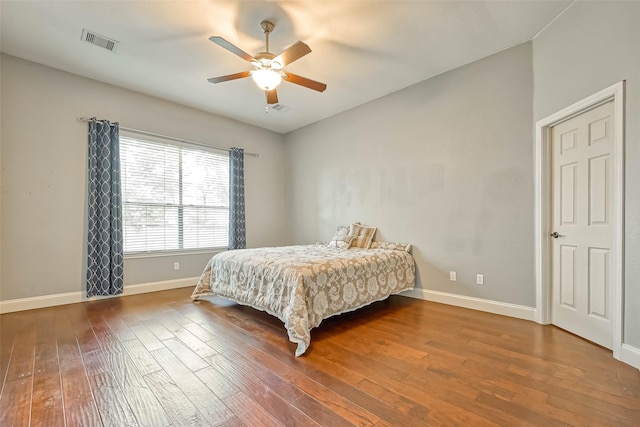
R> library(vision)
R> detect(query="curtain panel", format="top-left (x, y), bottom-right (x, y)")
top-left (86, 118), bottom-right (124, 297)
top-left (229, 147), bottom-right (246, 250)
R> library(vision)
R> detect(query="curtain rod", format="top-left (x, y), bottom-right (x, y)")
top-left (78, 117), bottom-right (259, 158)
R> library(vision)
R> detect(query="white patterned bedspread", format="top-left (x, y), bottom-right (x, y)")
top-left (191, 244), bottom-right (415, 356)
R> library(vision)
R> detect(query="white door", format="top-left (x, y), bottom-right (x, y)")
top-left (551, 101), bottom-right (615, 349)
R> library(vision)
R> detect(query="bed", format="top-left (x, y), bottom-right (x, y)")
top-left (191, 244), bottom-right (415, 356)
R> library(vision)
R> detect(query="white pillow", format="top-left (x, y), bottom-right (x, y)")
top-left (327, 226), bottom-right (354, 249)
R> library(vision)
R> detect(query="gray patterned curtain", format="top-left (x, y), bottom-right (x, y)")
top-left (86, 118), bottom-right (124, 297)
top-left (229, 147), bottom-right (246, 249)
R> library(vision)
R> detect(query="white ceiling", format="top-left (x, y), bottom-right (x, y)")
top-left (0, 1), bottom-right (572, 134)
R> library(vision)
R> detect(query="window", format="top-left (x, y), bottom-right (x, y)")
top-left (120, 135), bottom-right (229, 254)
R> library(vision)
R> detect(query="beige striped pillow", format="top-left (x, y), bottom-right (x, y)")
top-left (349, 223), bottom-right (377, 249)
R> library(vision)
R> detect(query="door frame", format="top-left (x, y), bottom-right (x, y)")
top-left (534, 81), bottom-right (625, 359)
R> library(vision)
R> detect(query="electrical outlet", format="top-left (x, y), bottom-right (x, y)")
top-left (174, 262), bottom-right (180, 270)
top-left (476, 274), bottom-right (484, 285)
top-left (449, 271), bottom-right (457, 281)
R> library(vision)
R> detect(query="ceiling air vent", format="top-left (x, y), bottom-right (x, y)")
top-left (271, 104), bottom-right (291, 113)
top-left (81, 29), bottom-right (118, 52)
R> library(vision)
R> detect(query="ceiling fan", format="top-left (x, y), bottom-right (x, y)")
top-left (207, 20), bottom-right (327, 105)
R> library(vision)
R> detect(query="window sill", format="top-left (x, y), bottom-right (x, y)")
top-left (124, 248), bottom-right (226, 260)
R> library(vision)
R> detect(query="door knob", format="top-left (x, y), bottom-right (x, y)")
top-left (550, 231), bottom-right (565, 238)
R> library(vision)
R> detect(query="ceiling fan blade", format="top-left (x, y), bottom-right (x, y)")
top-left (209, 36), bottom-right (255, 62)
top-left (273, 41), bottom-right (311, 66)
top-left (284, 73), bottom-right (327, 92)
top-left (266, 89), bottom-right (278, 105)
top-left (207, 71), bottom-right (251, 84)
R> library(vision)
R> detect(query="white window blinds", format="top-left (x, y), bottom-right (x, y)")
top-left (120, 135), bottom-right (229, 254)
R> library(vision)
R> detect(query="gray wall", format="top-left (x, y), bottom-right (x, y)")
top-left (0, 54), bottom-right (3, 302)
top-left (284, 43), bottom-right (535, 306)
top-left (532, 1), bottom-right (640, 347)
top-left (0, 54), bottom-right (287, 300)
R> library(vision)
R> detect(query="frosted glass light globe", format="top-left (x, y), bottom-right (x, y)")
top-left (251, 69), bottom-right (282, 90)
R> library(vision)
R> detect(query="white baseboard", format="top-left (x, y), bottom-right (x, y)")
top-left (620, 344), bottom-right (640, 371)
top-left (0, 277), bottom-right (199, 314)
top-left (402, 288), bottom-right (536, 321)
top-left (123, 277), bottom-right (198, 297)
top-left (0, 290), bottom-right (82, 315)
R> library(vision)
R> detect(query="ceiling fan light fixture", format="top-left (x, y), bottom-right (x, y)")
top-left (207, 19), bottom-right (325, 103)
top-left (251, 69), bottom-right (282, 90)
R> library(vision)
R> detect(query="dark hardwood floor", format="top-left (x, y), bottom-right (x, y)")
top-left (1, 287), bottom-right (639, 426)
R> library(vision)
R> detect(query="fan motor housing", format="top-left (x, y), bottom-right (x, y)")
top-left (255, 52), bottom-right (275, 61)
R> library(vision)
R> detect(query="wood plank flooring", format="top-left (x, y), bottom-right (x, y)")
top-left (1, 287), bottom-right (639, 426)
